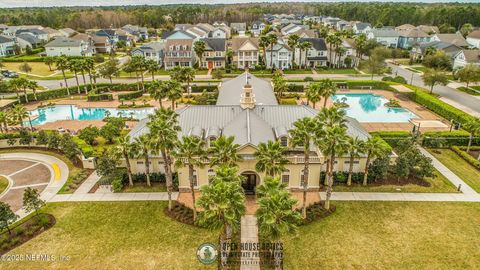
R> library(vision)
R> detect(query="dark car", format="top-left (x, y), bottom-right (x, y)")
top-left (1, 70), bottom-right (19, 78)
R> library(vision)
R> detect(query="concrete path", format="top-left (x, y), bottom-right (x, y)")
top-left (240, 215), bottom-right (260, 270)
top-left (0, 152), bottom-right (69, 219)
top-left (74, 171), bottom-right (100, 194)
top-left (49, 192), bottom-right (179, 202)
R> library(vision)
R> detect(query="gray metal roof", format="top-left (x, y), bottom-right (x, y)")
top-left (45, 37), bottom-right (83, 47)
top-left (216, 73), bottom-right (278, 106)
top-left (203, 38), bottom-right (226, 51)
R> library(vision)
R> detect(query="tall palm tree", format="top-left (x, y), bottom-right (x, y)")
top-left (84, 58), bottom-right (95, 88)
top-left (196, 166), bottom-right (246, 269)
top-left (335, 46), bottom-right (347, 68)
top-left (254, 140), bottom-right (288, 177)
top-left (346, 137), bottom-right (365, 186)
top-left (148, 108), bottom-right (181, 211)
top-left (363, 137), bottom-right (389, 186)
top-left (331, 33), bottom-right (342, 68)
top-left (193, 40), bottom-right (206, 68)
top-left (148, 80), bottom-right (168, 108)
top-left (463, 117), bottom-right (480, 153)
top-left (305, 83), bottom-right (321, 108)
top-left (166, 80), bottom-right (183, 109)
top-left (326, 33), bottom-right (336, 68)
top-left (55, 56), bottom-right (70, 95)
top-left (287, 34), bottom-right (300, 68)
top-left (10, 104), bottom-right (31, 129)
top-left (209, 136), bottom-right (242, 167)
top-left (133, 135), bottom-right (153, 187)
top-left (298, 41), bottom-right (312, 69)
top-left (320, 79), bottom-right (337, 108)
top-left (69, 59), bottom-right (82, 94)
top-left (174, 135), bottom-right (207, 221)
top-left (8, 78), bottom-right (27, 103)
top-left (289, 117), bottom-right (316, 219)
top-left (145, 59), bottom-right (159, 80)
top-left (115, 135), bottom-right (137, 187)
top-left (79, 59), bottom-right (88, 88)
top-left (255, 176), bottom-right (301, 269)
top-left (267, 33), bottom-right (278, 70)
top-left (27, 80), bottom-right (38, 101)
top-left (259, 35), bottom-right (269, 65)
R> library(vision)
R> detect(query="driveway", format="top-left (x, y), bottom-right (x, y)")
top-left (0, 152), bottom-right (69, 218)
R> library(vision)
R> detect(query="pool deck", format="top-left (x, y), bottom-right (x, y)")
top-left (300, 89), bottom-right (450, 132)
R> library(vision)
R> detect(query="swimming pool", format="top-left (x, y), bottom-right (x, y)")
top-left (331, 93), bottom-right (418, 123)
top-left (28, 105), bottom-right (155, 126)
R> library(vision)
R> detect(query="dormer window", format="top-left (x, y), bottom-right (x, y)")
top-left (280, 136), bottom-right (288, 147)
top-left (208, 136), bottom-right (217, 147)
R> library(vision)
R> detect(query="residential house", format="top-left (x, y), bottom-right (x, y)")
top-left (44, 37), bottom-right (94, 57)
top-left (281, 23), bottom-right (307, 36)
top-left (397, 28), bottom-right (431, 49)
top-left (91, 35), bottom-right (112, 54)
top-left (336, 20), bottom-right (350, 31)
top-left (200, 38), bottom-right (226, 69)
top-left (131, 42), bottom-right (164, 66)
top-left (431, 33), bottom-right (469, 47)
top-left (127, 72), bottom-right (371, 193)
top-left (122, 24), bottom-right (149, 40)
top-left (15, 34), bottom-right (42, 49)
top-left (251, 21), bottom-right (266, 37)
top-left (163, 30), bottom-right (196, 70)
top-left (59, 28), bottom-right (77, 37)
top-left (417, 25), bottom-right (439, 35)
top-left (42, 27), bottom-right (63, 40)
top-left (367, 28), bottom-right (400, 48)
top-left (15, 29), bottom-right (48, 43)
top-left (295, 38), bottom-right (328, 68)
top-left (230, 23), bottom-right (247, 35)
top-left (231, 37), bottom-right (260, 69)
top-left (453, 49), bottom-right (480, 69)
top-left (289, 29), bottom-right (316, 39)
top-left (265, 41), bottom-right (293, 70)
top-left (466, 30), bottom-right (480, 48)
top-left (94, 29), bottom-right (118, 48)
top-left (210, 28), bottom-right (228, 39)
top-left (352, 23), bottom-right (372, 35)
top-left (0, 36), bottom-right (15, 57)
top-left (395, 24), bottom-right (416, 32)
top-left (340, 39), bottom-right (357, 67)
top-left (411, 41), bottom-right (461, 61)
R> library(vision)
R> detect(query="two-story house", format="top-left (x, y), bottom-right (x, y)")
top-left (122, 24), bottom-right (149, 40)
top-left (295, 38), bottom-right (328, 68)
top-left (352, 23), bottom-right (372, 35)
top-left (131, 42), bottom-right (164, 66)
top-left (230, 23), bottom-right (247, 36)
top-left (367, 28), bottom-right (400, 48)
top-left (466, 30), bottom-right (480, 49)
top-left (200, 38), bottom-right (226, 69)
top-left (163, 31), bottom-right (196, 70)
top-left (44, 37), bottom-right (94, 57)
top-left (453, 49), bottom-right (480, 69)
top-left (15, 29), bottom-right (48, 43)
top-left (231, 37), bottom-right (260, 69)
top-left (0, 36), bottom-right (15, 57)
top-left (251, 21), bottom-right (266, 37)
top-left (265, 41), bottom-right (293, 70)
top-left (397, 28), bottom-right (431, 49)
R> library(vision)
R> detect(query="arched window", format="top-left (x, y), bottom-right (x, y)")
top-left (281, 169), bottom-right (290, 186)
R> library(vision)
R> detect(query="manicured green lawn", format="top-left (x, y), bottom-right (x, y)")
top-left (283, 69), bottom-right (313, 74)
top-left (333, 169), bottom-right (457, 193)
top-left (122, 182), bottom-right (167, 192)
top-left (315, 68), bottom-right (359, 74)
top-left (283, 201), bottom-right (480, 269)
top-left (0, 176), bottom-right (9, 194)
top-left (3, 62), bottom-right (56, 76)
top-left (4, 202), bottom-right (216, 270)
top-left (428, 148), bottom-right (480, 192)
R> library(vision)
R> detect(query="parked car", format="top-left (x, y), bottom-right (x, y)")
top-left (1, 70), bottom-right (19, 78)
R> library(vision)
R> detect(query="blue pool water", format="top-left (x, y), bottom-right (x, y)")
top-left (28, 105), bottom-right (155, 126)
top-left (331, 93), bottom-right (418, 123)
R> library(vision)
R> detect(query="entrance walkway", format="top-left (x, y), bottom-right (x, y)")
top-left (240, 215), bottom-right (260, 270)
top-left (74, 171), bottom-right (100, 194)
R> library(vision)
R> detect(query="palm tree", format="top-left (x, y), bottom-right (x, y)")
top-left (326, 33), bottom-right (336, 68)
top-left (193, 40), bottom-right (206, 68)
top-left (84, 58), bottom-right (95, 88)
top-left (0, 111), bottom-right (8, 133)
top-left (148, 80), bottom-right (168, 108)
top-left (330, 33), bottom-right (342, 68)
top-left (166, 80), bottom-right (183, 109)
top-left (145, 59), bottom-right (159, 80)
top-left (196, 166), bottom-right (246, 269)
top-left (183, 67), bottom-right (196, 90)
top-left (44, 56), bottom-right (55, 71)
top-left (209, 136), bottom-right (242, 167)
top-left (335, 46), bottom-right (347, 68)
top-left (298, 41), bottom-right (312, 69)
top-left (133, 135), bottom-right (153, 187)
top-left (148, 108), bottom-right (181, 211)
top-left (289, 117), bottom-right (316, 219)
top-left (10, 104), bottom-right (32, 130)
top-left (115, 135), bottom-right (137, 187)
top-left (320, 79), bottom-right (337, 108)
top-left (27, 80), bottom-right (38, 101)
top-left (55, 56), bottom-right (70, 95)
top-left (69, 59), bottom-right (82, 94)
top-left (305, 83), bottom-right (321, 108)
top-left (259, 35), bottom-right (269, 65)
top-left (254, 140), bottom-right (288, 177)
top-left (255, 176), bottom-right (301, 269)
top-left (79, 59), bottom-right (88, 87)
top-left (8, 77), bottom-right (27, 103)
top-left (346, 137), bottom-right (365, 186)
top-left (463, 117), bottom-right (480, 153)
top-left (267, 33), bottom-right (278, 70)
top-left (363, 137), bottom-right (389, 186)
top-left (174, 135), bottom-right (207, 221)
top-left (287, 34), bottom-right (300, 68)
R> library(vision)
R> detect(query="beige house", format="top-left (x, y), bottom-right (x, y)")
top-left (127, 73), bottom-right (370, 194)
top-left (231, 37), bottom-right (260, 69)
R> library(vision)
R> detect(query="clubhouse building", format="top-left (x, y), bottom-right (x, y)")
top-left (128, 73), bottom-right (370, 193)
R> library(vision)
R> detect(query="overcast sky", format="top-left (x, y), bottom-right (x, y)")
top-left (1, 0), bottom-right (477, 8)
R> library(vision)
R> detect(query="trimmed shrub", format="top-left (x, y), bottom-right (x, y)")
top-left (117, 90), bottom-right (143, 100)
top-left (404, 88), bottom-right (474, 125)
top-left (287, 84), bottom-right (304, 92)
top-left (280, 98), bottom-right (297, 105)
top-left (188, 85), bottom-right (218, 93)
top-left (370, 131), bottom-right (411, 148)
top-left (71, 136), bottom-right (94, 158)
top-left (320, 171), bottom-right (366, 185)
top-left (451, 146), bottom-right (480, 170)
top-left (423, 131), bottom-right (480, 147)
top-left (346, 80), bottom-right (395, 91)
top-left (457, 87), bottom-right (480, 96)
top-left (87, 92), bottom-right (113, 101)
top-left (122, 172), bottom-right (179, 190)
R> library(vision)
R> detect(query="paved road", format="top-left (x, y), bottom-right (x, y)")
top-left (388, 63), bottom-right (480, 115)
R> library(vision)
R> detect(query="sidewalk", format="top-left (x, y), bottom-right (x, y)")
top-left (240, 215), bottom-right (260, 270)
top-left (74, 171), bottom-right (100, 194)
top-left (49, 192), bottom-right (179, 202)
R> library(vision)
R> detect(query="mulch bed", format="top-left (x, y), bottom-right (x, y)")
top-left (164, 202), bottom-right (197, 226)
top-left (299, 201), bottom-right (336, 226)
top-left (0, 213), bottom-right (56, 255)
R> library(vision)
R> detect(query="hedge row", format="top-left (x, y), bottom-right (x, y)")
top-left (370, 131), bottom-right (411, 148)
top-left (451, 146), bottom-right (480, 170)
top-left (71, 136), bottom-right (94, 158)
top-left (422, 131), bottom-right (480, 147)
top-left (87, 93), bottom-right (113, 101)
top-left (320, 171), bottom-right (366, 184)
top-left (404, 87), bottom-right (474, 125)
top-left (457, 87), bottom-right (480, 96)
top-left (188, 85), bottom-right (218, 93)
top-left (117, 90), bottom-right (144, 100)
top-left (285, 80), bottom-right (395, 93)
